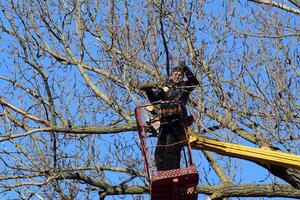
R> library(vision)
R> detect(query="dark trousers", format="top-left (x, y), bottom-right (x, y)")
top-left (155, 119), bottom-right (185, 171)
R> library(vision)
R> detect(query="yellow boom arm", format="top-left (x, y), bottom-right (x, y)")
top-left (189, 135), bottom-right (300, 170)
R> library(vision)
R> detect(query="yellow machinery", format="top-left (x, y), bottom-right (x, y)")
top-left (189, 135), bottom-right (300, 170)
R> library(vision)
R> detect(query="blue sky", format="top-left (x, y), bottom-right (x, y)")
top-left (0, 0), bottom-right (299, 199)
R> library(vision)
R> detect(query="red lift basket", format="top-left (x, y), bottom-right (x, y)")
top-left (135, 101), bottom-right (199, 200)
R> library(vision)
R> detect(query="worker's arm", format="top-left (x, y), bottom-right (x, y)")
top-left (179, 60), bottom-right (199, 91)
top-left (140, 84), bottom-right (162, 102)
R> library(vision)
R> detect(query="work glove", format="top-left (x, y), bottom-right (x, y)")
top-left (178, 59), bottom-right (189, 74)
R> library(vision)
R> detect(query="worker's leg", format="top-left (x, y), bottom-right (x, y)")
top-left (155, 129), bottom-right (167, 171)
top-left (155, 122), bottom-right (184, 170)
top-left (165, 122), bottom-right (185, 170)
top-left (164, 133), bottom-right (181, 170)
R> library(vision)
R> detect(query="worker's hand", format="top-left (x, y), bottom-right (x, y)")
top-left (179, 59), bottom-right (189, 74)
top-left (178, 59), bottom-right (186, 67)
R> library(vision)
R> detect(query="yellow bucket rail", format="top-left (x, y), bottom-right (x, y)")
top-left (189, 135), bottom-right (300, 170)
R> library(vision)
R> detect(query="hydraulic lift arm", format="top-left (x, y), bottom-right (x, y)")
top-left (189, 135), bottom-right (300, 170)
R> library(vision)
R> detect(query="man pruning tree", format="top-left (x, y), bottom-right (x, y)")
top-left (140, 60), bottom-right (199, 171)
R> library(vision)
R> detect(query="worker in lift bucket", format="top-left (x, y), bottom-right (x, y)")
top-left (140, 60), bottom-right (199, 171)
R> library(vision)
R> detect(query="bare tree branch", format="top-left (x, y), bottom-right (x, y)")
top-left (248, 0), bottom-right (300, 14)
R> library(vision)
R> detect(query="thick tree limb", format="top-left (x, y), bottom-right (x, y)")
top-left (202, 150), bottom-right (230, 185)
top-left (248, 0), bottom-right (300, 14)
top-left (43, 123), bottom-right (137, 134)
top-left (197, 184), bottom-right (300, 198)
top-left (0, 123), bottom-right (138, 142)
top-left (288, 0), bottom-right (300, 8)
top-left (256, 162), bottom-right (300, 189)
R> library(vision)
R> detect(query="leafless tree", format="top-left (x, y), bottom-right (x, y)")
top-left (0, 0), bottom-right (299, 199)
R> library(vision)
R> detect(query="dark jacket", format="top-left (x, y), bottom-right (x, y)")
top-left (144, 68), bottom-right (199, 117)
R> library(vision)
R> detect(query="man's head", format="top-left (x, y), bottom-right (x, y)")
top-left (170, 66), bottom-right (184, 84)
